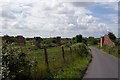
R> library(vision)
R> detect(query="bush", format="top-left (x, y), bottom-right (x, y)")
top-left (108, 32), bottom-right (116, 41)
top-left (2, 42), bottom-right (32, 80)
top-left (2, 35), bottom-right (16, 43)
top-left (76, 34), bottom-right (82, 43)
top-left (87, 37), bottom-right (98, 45)
top-left (99, 45), bottom-right (119, 58)
top-left (72, 43), bottom-right (91, 57)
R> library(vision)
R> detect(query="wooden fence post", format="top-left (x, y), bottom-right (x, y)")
top-left (44, 46), bottom-right (49, 69)
top-left (62, 46), bottom-right (65, 62)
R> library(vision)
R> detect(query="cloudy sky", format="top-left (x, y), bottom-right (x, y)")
top-left (0, 0), bottom-right (119, 38)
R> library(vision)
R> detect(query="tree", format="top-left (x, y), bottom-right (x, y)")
top-left (88, 36), bottom-right (98, 45)
top-left (71, 37), bottom-right (76, 44)
top-left (75, 34), bottom-right (82, 43)
top-left (52, 38), bottom-right (56, 43)
top-left (72, 37), bottom-right (76, 41)
top-left (108, 32), bottom-right (116, 41)
top-left (82, 37), bottom-right (87, 45)
top-left (3, 35), bottom-right (16, 43)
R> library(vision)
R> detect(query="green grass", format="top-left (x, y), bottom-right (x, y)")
top-left (96, 44), bottom-right (120, 58)
top-left (12, 43), bottom-right (92, 79)
top-left (54, 55), bottom-right (91, 79)
top-left (17, 45), bottom-right (78, 78)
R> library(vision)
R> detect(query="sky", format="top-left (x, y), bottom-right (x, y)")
top-left (0, 0), bottom-right (119, 38)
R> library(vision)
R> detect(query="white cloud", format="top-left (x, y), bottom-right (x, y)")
top-left (58, 0), bottom-right (118, 2)
top-left (1, 0), bottom-right (116, 38)
top-left (2, 7), bottom-right (16, 19)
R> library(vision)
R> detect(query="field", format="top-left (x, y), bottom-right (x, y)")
top-left (2, 40), bottom-right (92, 79)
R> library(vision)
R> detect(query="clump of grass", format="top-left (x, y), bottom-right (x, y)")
top-left (54, 43), bottom-right (92, 79)
top-left (97, 45), bottom-right (119, 58)
top-left (9, 43), bottom-right (92, 79)
top-left (54, 55), bottom-right (91, 79)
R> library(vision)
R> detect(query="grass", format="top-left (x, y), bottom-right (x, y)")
top-left (54, 54), bottom-right (91, 79)
top-left (11, 42), bottom-right (92, 79)
top-left (96, 44), bottom-right (120, 58)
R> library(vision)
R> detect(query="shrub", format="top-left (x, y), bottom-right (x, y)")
top-left (87, 36), bottom-right (98, 45)
top-left (72, 43), bottom-right (91, 57)
top-left (2, 42), bottom-right (32, 80)
top-left (76, 34), bottom-right (82, 43)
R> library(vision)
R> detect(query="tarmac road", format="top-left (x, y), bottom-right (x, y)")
top-left (83, 47), bottom-right (119, 79)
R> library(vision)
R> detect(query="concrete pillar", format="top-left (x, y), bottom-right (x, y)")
top-left (100, 37), bottom-right (103, 47)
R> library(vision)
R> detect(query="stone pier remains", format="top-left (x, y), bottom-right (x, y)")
top-left (56, 36), bottom-right (61, 46)
top-left (34, 37), bottom-right (41, 48)
top-left (16, 35), bottom-right (25, 46)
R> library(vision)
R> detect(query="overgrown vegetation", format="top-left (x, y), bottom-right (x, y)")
top-left (108, 32), bottom-right (116, 41)
top-left (96, 32), bottom-right (120, 58)
top-left (2, 34), bottom-right (93, 79)
top-left (72, 34), bottom-right (99, 46)
top-left (97, 45), bottom-right (119, 58)
top-left (2, 37), bottom-right (92, 79)
top-left (2, 42), bottom-right (32, 80)
top-left (87, 36), bottom-right (99, 45)
top-left (71, 43), bottom-right (91, 57)
top-left (54, 43), bottom-right (92, 78)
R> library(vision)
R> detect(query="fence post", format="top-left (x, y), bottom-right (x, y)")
top-left (44, 46), bottom-right (49, 69)
top-left (62, 46), bottom-right (65, 62)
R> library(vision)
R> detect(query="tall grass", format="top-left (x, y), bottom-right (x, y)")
top-left (2, 42), bottom-right (92, 79)
top-left (97, 45), bottom-right (119, 58)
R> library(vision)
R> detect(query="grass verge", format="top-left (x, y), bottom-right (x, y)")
top-left (96, 45), bottom-right (120, 58)
top-left (54, 55), bottom-right (92, 79)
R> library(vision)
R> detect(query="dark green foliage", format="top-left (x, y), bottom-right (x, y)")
top-left (115, 40), bottom-right (120, 46)
top-left (26, 38), bottom-right (34, 41)
top-left (72, 34), bottom-right (99, 46)
top-left (42, 38), bottom-right (57, 47)
top-left (76, 34), bottom-right (82, 43)
top-left (82, 38), bottom-right (87, 46)
top-left (72, 37), bottom-right (76, 41)
top-left (108, 32), bottom-right (116, 41)
top-left (61, 38), bottom-right (71, 46)
top-left (2, 35), bottom-right (16, 43)
top-left (71, 34), bottom-right (83, 43)
top-left (93, 39), bottom-right (98, 45)
top-left (72, 43), bottom-right (91, 57)
top-left (2, 42), bottom-right (32, 80)
top-left (88, 36), bottom-right (98, 45)
top-left (52, 38), bottom-right (56, 43)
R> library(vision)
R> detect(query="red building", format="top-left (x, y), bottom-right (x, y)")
top-left (100, 34), bottom-right (115, 47)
